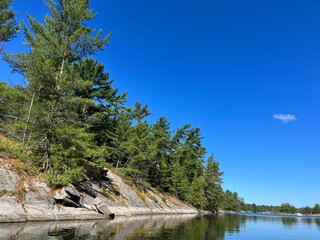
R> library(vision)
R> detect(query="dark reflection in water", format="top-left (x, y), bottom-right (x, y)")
top-left (302, 217), bottom-right (313, 226)
top-left (315, 218), bottom-right (320, 229)
top-left (281, 216), bottom-right (298, 228)
top-left (0, 213), bottom-right (320, 240)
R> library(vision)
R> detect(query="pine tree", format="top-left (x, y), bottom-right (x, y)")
top-left (170, 125), bottom-right (206, 182)
top-left (0, 0), bottom-right (19, 43)
top-left (127, 120), bottom-right (152, 184)
top-left (132, 101), bottom-right (151, 123)
top-left (204, 154), bottom-right (225, 211)
top-left (72, 58), bottom-right (127, 146)
top-left (0, 83), bottom-right (31, 139)
top-left (189, 175), bottom-right (207, 208)
top-left (168, 160), bottom-right (190, 200)
top-left (148, 116), bottom-right (171, 187)
top-left (4, 0), bottom-right (112, 186)
top-left (313, 204), bottom-right (320, 214)
top-left (183, 127), bottom-right (206, 180)
top-left (105, 110), bottom-right (136, 168)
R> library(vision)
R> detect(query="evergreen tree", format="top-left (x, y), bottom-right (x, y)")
top-left (279, 203), bottom-right (296, 214)
top-left (4, 0), bottom-right (112, 186)
top-left (0, 0), bottom-right (19, 43)
top-left (204, 154), bottom-right (225, 211)
top-left (0, 83), bottom-right (33, 140)
top-left (148, 116), bottom-right (171, 187)
top-left (170, 125), bottom-right (206, 182)
top-left (189, 174), bottom-right (207, 208)
top-left (105, 110), bottom-right (135, 168)
top-left (223, 190), bottom-right (243, 211)
top-left (165, 124), bottom-right (208, 204)
top-left (72, 58), bottom-right (127, 146)
top-left (127, 120), bottom-right (152, 184)
top-left (168, 160), bottom-right (190, 200)
top-left (183, 127), bottom-right (206, 179)
top-left (313, 204), bottom-right (320, 214)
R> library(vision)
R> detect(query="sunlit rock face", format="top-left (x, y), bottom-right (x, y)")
top-left (0, 158), bottom-right (197, 222)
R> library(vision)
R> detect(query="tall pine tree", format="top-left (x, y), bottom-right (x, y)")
top-left (4, 0), bottom-right (114, 186)
top-left (204, 154), bottom-right (225, 211)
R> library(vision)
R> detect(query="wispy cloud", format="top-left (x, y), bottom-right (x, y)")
top-left (273, 114), bottom-right (297, 124)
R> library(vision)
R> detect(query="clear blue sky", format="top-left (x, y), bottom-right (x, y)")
top-left (1, 0), bottom-right (320, 207)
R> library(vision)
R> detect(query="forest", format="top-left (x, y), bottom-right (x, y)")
top-left (0, 0), bottom-right (249, 212)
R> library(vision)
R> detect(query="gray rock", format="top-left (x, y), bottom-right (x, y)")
top-left (24, 179), bottom-right (55, 221)
top-left (54, 206), bottom-right (107, 220)
top-left (106, 171), bottom-right (147, 208)
top-left (93, 196), bottom-right (113, 216)
top-left (0, 159), bottom-right (198, 223)
top-left (0, 196), bottom-right (27, 222)
top-left (54, 184), bottom-right (81, 207)
top-left (0, 168), bottom-right (19, 192)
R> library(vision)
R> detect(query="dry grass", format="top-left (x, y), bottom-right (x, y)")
top-left (116, 194), bottom-right (128, 206)
top-left (101, 187), bottom-right (115, 202)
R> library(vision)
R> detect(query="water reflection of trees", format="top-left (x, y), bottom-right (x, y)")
top-left (158, 214), bottom-right (246, 239)
top-left (281, 217), bottom-right (298, 228)
top-left (1, 214), bottom-right (320, 239)
top-left (314, 218), bottom-right (320, 229)
top-left (302, 217), bottom-right (312, 226)
top-left (0, 214), bottom-right (245, 240)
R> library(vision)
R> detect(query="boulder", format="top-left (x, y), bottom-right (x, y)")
top-left (54, 184), bottom-right (81, 207)
top-left (93, 196), bottom-right (113, 216)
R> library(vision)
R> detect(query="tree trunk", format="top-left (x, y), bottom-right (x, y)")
top-left (43, 133), bottom-right (51, 170)
top-left (22, 92), bottom-right (35, 144)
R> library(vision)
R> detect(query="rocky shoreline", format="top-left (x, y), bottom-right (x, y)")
top-left (0, 158), bottom-right (198, 223)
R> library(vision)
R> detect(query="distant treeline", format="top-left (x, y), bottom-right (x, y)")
top-left (243, 203), bottom-right (320, 215)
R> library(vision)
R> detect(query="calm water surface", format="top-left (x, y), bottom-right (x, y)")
top-left (1, 213), bottom-right (320, 239)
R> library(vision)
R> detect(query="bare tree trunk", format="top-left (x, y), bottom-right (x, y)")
top-left (123, 153), bottom-right (134, 168)
top-left (43, 133), bottom-right (51, 170)
top-left (116, 153), bottom-right (122, 169)
top-left (55, 57), bottom-right (65, 91)
top-left (55, 49), bottom-right (67, 92)
top-left (22, 92), bottom-right (35, 144)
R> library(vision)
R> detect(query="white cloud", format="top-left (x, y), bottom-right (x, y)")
top-left (273, 114), bottom-right (297, 124)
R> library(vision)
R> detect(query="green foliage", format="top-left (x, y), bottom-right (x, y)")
top-left (168, 160), bottom-right (190, 200)
top-left (147, 116), bottom-right (171, 187)
top-left (3, 0), bottom-right (114, 184)
top-left (0, 0), bottom-right (227, 210)
top-left (223, 190), bottom-right (244, 212)
top-left (279, 203), bottom-right (297, 214)
top-left (101, 188), bottom-right (115, 202)
top-left (243, 203), bottom-right (280, 213)
top-left (204, 154), bottom-right (225, 211)
top-left (312, 204), bottom-right (320, 214)
top-left (0, 0), bottom-right (19, 43)
top-left (300, 206), bottom-right (313, 215)
top-left (188, 175), bottom-right (207, 209)
top-left (44, 166), bottom-right (84, 189)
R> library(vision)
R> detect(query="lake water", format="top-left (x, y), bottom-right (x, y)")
top-left (0, 213), bottom-right (320, 239)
